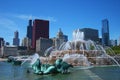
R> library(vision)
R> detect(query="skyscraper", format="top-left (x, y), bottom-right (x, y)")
top-left (32, 19), bottom-right (49, 49)
top-left (102, 19), bottom-right (110, 46)
top-left (27, 19), bottom-right (32, 41)
top-left (13, 30), bottom-right (20, 46)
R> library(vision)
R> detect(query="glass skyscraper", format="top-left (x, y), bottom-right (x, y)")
top-left (102, 19), bottom-right (110, 46)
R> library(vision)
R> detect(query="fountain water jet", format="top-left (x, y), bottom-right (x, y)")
top-left (45, 29), bottom-right (120, 67)
top-left (22, 29), bottom-right (120, 75)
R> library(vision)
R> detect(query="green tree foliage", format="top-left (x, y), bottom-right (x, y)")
top-left (111, 46), bottom-right (120, 54)
top-left (90, 44), bottom-right (95, 50)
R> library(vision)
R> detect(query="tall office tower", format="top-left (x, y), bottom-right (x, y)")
top-left (102, 19), bottom-right (110, 46)
top-left (27, 19), bottom-right (32, 40)
top-left (32, 19), bottom-right (49, 49)
top-left (13, 30), bottom-right (20, 46)
top-left (80, 28), bottom-right (99, 42)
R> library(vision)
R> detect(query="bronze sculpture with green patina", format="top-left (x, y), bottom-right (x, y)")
top-left (31, 58), bottom-right (73, 75)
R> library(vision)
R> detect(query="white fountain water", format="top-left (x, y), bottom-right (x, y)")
top-left (44, 46), bottom-right (55, 56)
top-left (23, 29), bottom-right (120, 68)
top-left (62, 53), bottom-right (90, 66)
top-left (21, 53), bottom-right (40, 67)
top-left (30, 53), bottom-right (40, 65)
top-left (97, 45), bottom-right (120, 66)
top-left (73, 29), bottom-right (84, 41)
top-left (48, 29), bottom-right (91, 66)
top-left (47, 29), bottom-right (120, 67)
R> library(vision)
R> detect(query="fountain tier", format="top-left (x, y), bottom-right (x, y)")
top-left (44, 29), bottom-right (120, 67)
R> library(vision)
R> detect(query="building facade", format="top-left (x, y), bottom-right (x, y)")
top-left (21, 37), bottom-right (31, 48)
top-left (0, 37), bottom-right (4, 48)
top-left (52, 28), bottom-right (68, 49)
top-left (32, 19), bottom-right (49, 49)
top-left (119, 36), bottom-right (120, 46)
top-left (63, 35), bottom-right (68, 42)
top-left (102, 19), bottom-right (110, 46)
top-left (13, 31), bottom-right (20, 46)
top-left (36, 37), bottom-right (53, 56)
top-left (80, 28), bottom-right (99, 42)
top-left (1, 46), bottom-right (18, 57)
top-left (110, 39), bottom-right (117, 46)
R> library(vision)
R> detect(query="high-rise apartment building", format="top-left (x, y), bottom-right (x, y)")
top-left (13, 31), bottom-right (20, 46)
top-left (32, 19), bottom-right (49, 49)
top-left (102, 19), bottom-right (110, 46)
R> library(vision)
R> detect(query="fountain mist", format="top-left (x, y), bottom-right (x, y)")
top-left (46, 29), bottom-right (120, 67)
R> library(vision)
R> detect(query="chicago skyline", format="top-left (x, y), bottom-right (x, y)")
top-left (0, 0), bottom-right (120, 44)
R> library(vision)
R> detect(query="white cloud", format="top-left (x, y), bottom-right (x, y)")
top-left (45, 16), bottom-right (57, 22)
top-left (0, 13), bottom-right (57, 22)
top-left (0, 17), bottom-right (21, 44)
top-left (13, 14), bottom-right (33, 20)
top-left (13, 14), bottom-right (57, 22)
top-left (0, 13), bottom-right (57, 44)
top-left (0, 18), bottom-right (19, 31)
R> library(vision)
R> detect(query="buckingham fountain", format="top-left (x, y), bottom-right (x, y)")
top-left (22, 29), bottom-right (120, 75)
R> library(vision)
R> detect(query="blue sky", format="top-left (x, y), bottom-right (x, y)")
top-left (0, 0), bottom-right (120, 45)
